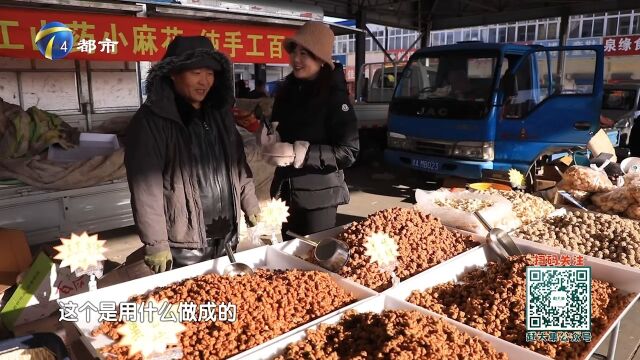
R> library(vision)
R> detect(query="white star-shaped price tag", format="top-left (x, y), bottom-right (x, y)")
top-left (364, 232), bottom-right (399, 269)
top-left (117, 299), bottom-right (186, 359)
top-left (258, 198), bottom-right (290, 228)
top-left (54, 232), bottom-right (107, 273)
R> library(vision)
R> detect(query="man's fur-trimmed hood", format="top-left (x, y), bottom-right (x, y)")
top-left (144, 48), bottom-right (235, 121)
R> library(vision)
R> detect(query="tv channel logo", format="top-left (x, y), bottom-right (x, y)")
top-left (35, 22), bottom-right (74, 60)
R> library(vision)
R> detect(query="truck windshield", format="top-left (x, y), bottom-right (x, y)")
top-left (603, 89), bottom-right (637, 110)
top-left (393, 52), bottom-right (499, 119)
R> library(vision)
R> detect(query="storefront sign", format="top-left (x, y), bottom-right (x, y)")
top-left (530, 38), bottom-right (601, 57)
top-left (0, 7), bottom-right (295, 63)
top-left (566, 37), bottom-right (602, 57)
top-left (603, 35), bottom-right (640, 56)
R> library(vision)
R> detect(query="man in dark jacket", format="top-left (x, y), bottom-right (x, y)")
top-left (125, 36), bottom-right (260, 273)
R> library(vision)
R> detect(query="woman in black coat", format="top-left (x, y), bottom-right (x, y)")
top-left (260, 21), bottom-right (359, 237)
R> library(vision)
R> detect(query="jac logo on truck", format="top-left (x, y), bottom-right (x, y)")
top-left (417, 107), bottom-right (449, 117)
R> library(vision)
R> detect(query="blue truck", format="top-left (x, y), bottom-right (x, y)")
top-left (385, 42), bottom-right (615, 181)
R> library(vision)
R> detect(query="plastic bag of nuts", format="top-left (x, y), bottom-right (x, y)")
top-left (623, 173), bottom-right (640, 203)
top-left (415, 189), bottom-right (521, 235)
top-left (625, 204), bottom-right (640, 220)
top-left (567, 190), bottom-right (592, 203)
top-left (591, 186), bottom-right (634, 213)
top-left (477, 189), bottom-right (556, 225)
top-left (274, 310), bottom-right (508, 360)
top-left (407, 255), bottom-right (634, 360)
top-left (561, 165), bottom-right (614, 193)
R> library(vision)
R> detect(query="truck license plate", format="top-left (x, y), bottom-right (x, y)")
top-left (412, 159), bottom-right (440, 171)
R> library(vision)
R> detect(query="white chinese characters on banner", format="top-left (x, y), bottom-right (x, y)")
top-left (619, 37), bottom-right (632, 52)
top-left (603, 35), bottom-right (640, 56)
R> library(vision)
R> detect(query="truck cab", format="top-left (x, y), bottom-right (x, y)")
top-left (601, 83), bottom-right (640, 149)
top-left (353, 63), bottom-right (404, 128)
top-left (385, 42), bottom-right (608, 179)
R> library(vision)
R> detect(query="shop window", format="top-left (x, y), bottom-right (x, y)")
top-left (619, 16), bottom-right (631, 35)
top-left (593, 19), bottom-right (605, 36)
top-left (537, 24), bottom-right (547, 40)
top-left (569, 20), bottom-right (580, 38)
top-left (581, 19), bottom-right (593, 37)
top-left (548, 22), bottom-right (558, 39)
top-left (489, 28), bottom-right (497, 42)
top-left (447, 32), bottom-right (454, 44)
top-left (607, 17), bottom-right (618, 35)
top-left (527, 25), bottom-right (536, 41)
top-left (499, 28), bottom-right (507, 42)
top-left (481, 29), bottom-right (489, 42)
top-left (517, 26), bottom-right (526, 41)
top-left (507, 26), bottom-right (516, 42)
top-left (633, 16), bottom-right (640, 34)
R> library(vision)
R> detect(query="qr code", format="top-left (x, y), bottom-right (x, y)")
top-left (526, 267), bottom-right (591, 331)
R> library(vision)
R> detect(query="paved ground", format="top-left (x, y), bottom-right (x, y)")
top-left (94, 159), bottom-right (639, 360)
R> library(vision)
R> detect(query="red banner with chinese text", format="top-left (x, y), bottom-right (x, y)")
top-left (603, 35), bottom-right (640, 56)
top-left (0, 7), bottom-right (296, 63)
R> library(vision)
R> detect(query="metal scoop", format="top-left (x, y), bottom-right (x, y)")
top-left (222, 242), bottom-right (254, 276)
top-left (286, 231), bottom-right (350, 273)
top-left (474, 211), bottom-right (522, 261)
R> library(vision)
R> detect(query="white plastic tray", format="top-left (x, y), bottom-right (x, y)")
top-left (242, 294), bottom-right (548, 360)
top-left (274, 225), bottom-right (485, 292)
top-left (60, 246), bottom-right (377, 360)
top-left (384, 243), bottom-right (640, 360)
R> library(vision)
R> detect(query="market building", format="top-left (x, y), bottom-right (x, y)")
top-left (334, 10), bottom-right (640, 90)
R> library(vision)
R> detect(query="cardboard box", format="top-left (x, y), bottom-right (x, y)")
top-left (12, 313), bottom-right (80, 346)
top-left (0, 252), bottom-right (101, 330)
top-left (0, 229), bottom-right (32, 294)
top-left (97, 246), bottom-right (153, 288)
top-left (48, 133), bottom-right (119, 162)
top-left (97, 260), bottom-right (154, 288)
top-left (588, 129), bottom-right (617, 163)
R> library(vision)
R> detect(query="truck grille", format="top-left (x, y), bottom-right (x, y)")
top-left (414, 140), bottom-right (452, 156)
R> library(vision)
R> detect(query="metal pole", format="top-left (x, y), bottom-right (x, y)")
top-left (606, 322), bottom-right (620, 360)
top-left (355, 9), bottom-right (367, 100)
top-left (420, 22), bottom-right (432, 49)
top-left (365, 26), bottom-right (395, 64)
top-left (557, 14), bottom-right (569, 87)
